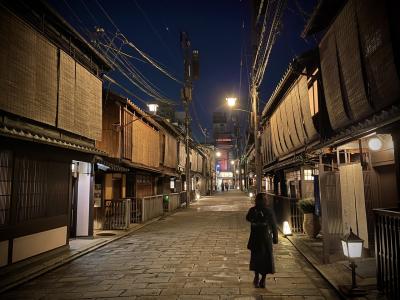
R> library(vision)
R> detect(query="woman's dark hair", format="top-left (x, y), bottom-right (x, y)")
top-left (255, 193), bottom-right (267, 209)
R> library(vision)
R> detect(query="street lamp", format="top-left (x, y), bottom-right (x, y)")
top-left (339, 228), bottom-right (367, 296)
top-left (216, 151), bottom-right (221, 158)
top-left (226, 97), bottom-right (237, 107)
top-left (147, 103), bottom-right (159, 114)
top-left (230, 160), bottom-right (235, 165)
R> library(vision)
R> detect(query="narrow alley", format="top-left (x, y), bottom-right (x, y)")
top-left (3, 191), bottom-right (338, 300)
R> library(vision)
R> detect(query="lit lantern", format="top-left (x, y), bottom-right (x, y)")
top-left (339, 228), bottom-right (367, 296)
top-left (216, 151), bottom-right (221, 158)
top-left (283, 221), bottom-right (292, 237)
top-left (367, 137), bottom-right (382, 151)
top-left (249, 192), bottom-right (254, 198)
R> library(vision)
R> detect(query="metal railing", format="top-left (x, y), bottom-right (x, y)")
top-left (374, 208), bottom-right (400, 300)
top-left (267, 193), bottom-right (304, 233)
top-left (103, 199), bottom-right (131, 230)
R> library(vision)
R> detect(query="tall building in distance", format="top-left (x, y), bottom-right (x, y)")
top-left (212, 111), bottom-right (240, 190)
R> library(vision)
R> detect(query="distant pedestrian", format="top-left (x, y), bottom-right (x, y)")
top-left (246, 193), bottom-right (278, 288)
top-left (221, 182), bottom-right (224, 192)
top-left (224, 182), bottom-right (228, 191)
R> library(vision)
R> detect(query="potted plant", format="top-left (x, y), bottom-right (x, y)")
top-left (298, 198), bottom-right (321, 238)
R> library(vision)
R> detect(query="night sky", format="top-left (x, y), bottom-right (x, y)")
top-left (48, 0), bottom-right (318, 142)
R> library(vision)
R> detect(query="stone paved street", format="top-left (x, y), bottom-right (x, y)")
top-left (2, 191), bottom-right (339, 300)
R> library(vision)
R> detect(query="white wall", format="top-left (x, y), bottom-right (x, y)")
top-left (76, 162), bottom-right (91, 237)
top-left (12, 227), bottom-right (67, 263)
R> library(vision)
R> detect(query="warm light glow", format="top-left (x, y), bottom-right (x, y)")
top-left (230, 160), bottom-right (235, 165)
top-left (341, 240), bottom-right (363, 258)
top-left (196, 193), bottom-right (200, 200)
top-left (368, 137), bottom-right (383, 151)
top-left (147, 103), bottom-right (159, 113)
top-left (249, 192), bottom-right (254, 198)
top-left (283, 221), bottom-right (292, 236)
top-left (235, 170), bottom-right (239, 174)
top-left (216, 151), bottom-right (221, 157)
top-left (226, 97), bottom-right (237, 107)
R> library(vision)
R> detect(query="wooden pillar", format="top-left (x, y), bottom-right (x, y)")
top-left (392, 130), bottom-right (400, 207)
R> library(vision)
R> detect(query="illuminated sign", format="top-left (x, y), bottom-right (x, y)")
top-left (218, 172), bottom-right (233, 178)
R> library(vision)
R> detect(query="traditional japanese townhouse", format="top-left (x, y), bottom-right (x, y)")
top-left (153, 116), bottom-right (181, 195)
top-left (96, 91), bottom-right (161, 200)
top-left (259, 49), bottom-right (325, 231)
top-left (301, 0), bottom-right (400, 276)
top-left (0, 1), bottom-right (111, 267)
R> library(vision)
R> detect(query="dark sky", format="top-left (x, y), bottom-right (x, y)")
top-left (48, 0), bottom-right (317, 142)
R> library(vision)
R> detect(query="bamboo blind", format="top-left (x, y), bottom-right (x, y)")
top-left (178, 141), bottom-right (186, 168)
top-left (270, 113), bottom-right (282, 157)
top-left (269, 76), bottom-right (318, 158)
top-left (335, 0), bottom-right (372, 121)
top-left (163, 132), bottom-right (177, 168)
top-left (132, 118), bottom-right (160, 168)
top-left (122, 109), bottom-right (133, 160)
top-left (0, 9), bottom-right (57, 126)
top-left (297, 76), bottom-right (318, 140)
top-left (276, 109), bottom-right (288, 154)
top-left (57, 51), bottom-right (102, 140)
top-left (356, 0), bottom-right (400, 111)
top-left (290, 88), bottom-right (306, 144)
top-left (284, 93), bottom-right (301, 149)
top-left (319, 0), bottom-right (400, 131)
top-left (279, 104), bottom-right (293, 152)
top-left (197, 154), bottom-right (203, 173)
top-left (58, 51), bottom-right (75, 133)
top-left (95, 101), bottom-right (119, 158)
top-left (190, 151), bottom-right (197, 172)
top-left (320, 30), bottom-right (351, 130)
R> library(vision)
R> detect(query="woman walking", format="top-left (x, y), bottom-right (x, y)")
top-left (246, 193), bottom-right (278, 288)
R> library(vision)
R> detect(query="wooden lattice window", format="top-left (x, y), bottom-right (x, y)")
top-left (0, 150), bottom-right (13, 226)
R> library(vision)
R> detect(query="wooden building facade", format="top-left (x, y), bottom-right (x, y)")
top-left (0, 1), bottom-right (110, 267)
top-left (258, 0), bottom-right (400, 272)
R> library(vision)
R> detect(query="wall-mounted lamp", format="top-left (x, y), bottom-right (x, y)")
top-left (368, 137), bottom-right (382, 151)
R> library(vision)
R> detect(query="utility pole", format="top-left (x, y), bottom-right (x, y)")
top-left (251, 86), bottom-right (262, 193)
top-left (180, 32), bottom-right (199, 207)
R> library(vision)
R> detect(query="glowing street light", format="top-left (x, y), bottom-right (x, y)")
top-left (147, 103), bottom-right (159, 114)
top-left (226, 97), bottom-right (237, 107)
top-left (230, 160), bottom-right (235, 165)
top-left (216, 151), bottom-right (221, 158)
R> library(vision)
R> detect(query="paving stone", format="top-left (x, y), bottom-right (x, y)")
top-left (2, 192), bottom-right (337, 299)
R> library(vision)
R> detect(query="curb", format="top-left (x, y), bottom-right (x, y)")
top-left (282, 233), bottom-right (345, 300)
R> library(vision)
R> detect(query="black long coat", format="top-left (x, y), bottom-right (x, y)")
top-left (246, 206), bottom-right (278, 275)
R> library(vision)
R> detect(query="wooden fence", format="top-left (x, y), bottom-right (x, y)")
top-left (164, 193), bottom-right (181, 212)
top-left (103, 199), bottom-right (131, 230)
top-left (374, 208), bottom-right (400, 300)
top-left (267, 193), bottom-right (304, 233)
